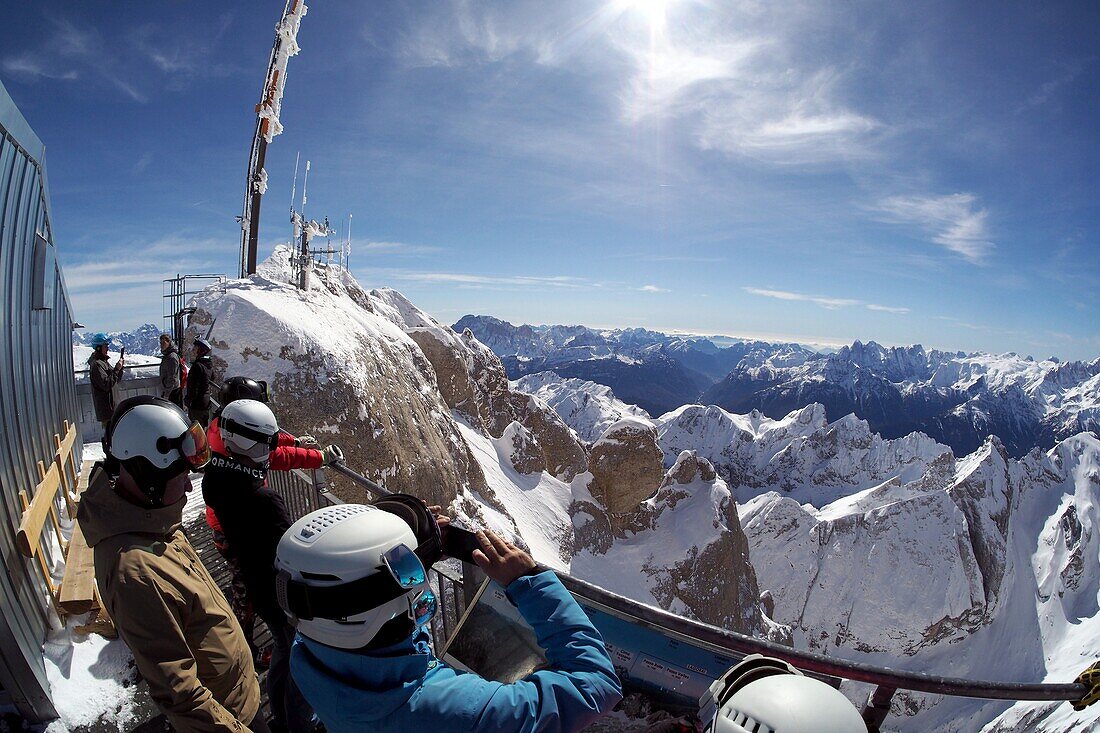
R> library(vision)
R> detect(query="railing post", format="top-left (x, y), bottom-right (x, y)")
top-left (861, 685), bottom-right (896, 732)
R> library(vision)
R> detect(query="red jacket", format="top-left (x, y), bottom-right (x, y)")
top-left (205, 417), bottom-right (323, 533)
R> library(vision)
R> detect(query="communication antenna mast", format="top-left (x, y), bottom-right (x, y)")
top-left (238, 0), bottom-right (309, 278)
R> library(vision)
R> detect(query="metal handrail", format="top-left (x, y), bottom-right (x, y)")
top-left (318, 460), bottom-right (1088, 707)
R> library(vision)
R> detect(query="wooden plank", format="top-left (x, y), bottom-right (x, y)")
top-left (77, 459), bottom-right (94, 494)
top-left (16, 462), bottom-right (61, 558)
top-left (59, 521), bottom-right (98, 615)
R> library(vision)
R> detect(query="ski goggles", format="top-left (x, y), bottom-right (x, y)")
top-left (278, 543), bottom-right (432, 622)
top-left (157, 421), bottom-right (210, 468)
top-left (221, 417), bottom-right (280, 450)
top-left (410, 588), bottom-right (437, 628)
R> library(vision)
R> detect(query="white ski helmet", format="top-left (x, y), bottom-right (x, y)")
top-left (219, 399), bottom-right (279, 463)
top-left (107, 395), bottom-right (210, 505)
top-left (700, 655), bottom-right (866, 733)
top-left (275, 504), bottom-right (438, 650)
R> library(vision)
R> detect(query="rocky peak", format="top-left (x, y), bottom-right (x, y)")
top-left (588, 418), bottom-right (665, 520)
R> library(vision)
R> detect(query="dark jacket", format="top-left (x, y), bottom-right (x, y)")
top-left (160, 344), bottom-right (181, 398)
top-left (78, 466), bottom-right (260, 732)
top-left (293, 571), bottom-right (623, 733)
top-left (88, 351), bottom-right (122, 422)
top-left (186, 354), bottom-right (213, 411)
top-left (201, 453), bottom-right (293, 619)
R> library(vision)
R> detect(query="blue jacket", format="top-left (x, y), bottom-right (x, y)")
top-left (291, 570), bottom-right (623, 733)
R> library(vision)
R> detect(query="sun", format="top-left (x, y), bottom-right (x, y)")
top-left (615, 0), bottom-right (678, 32)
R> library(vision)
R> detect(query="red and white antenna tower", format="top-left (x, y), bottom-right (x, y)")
top-left (238, 0), bottom-right (309, 278)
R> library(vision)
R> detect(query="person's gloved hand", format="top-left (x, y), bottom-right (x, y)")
top-left (295, 434), bottom-right (319, 448)
top-left (321, 445), bottom-right (344, 466)
top-left (1073, 661), bottom-right (1100, 710)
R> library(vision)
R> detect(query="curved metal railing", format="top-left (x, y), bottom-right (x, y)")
top-left (269, 460), bottom-right (1089, 731)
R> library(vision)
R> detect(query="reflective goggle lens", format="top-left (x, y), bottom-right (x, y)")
top-left (411, 589), bottom-right (437, 627)
top-left (382, 544), bottom-right (427, 588)
top-left (182, 422), bottom-right (211, 468)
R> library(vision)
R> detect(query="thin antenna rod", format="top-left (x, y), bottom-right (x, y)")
top-left (302, 160), bottom-right (311, 218)
top-left (290, 151), bottom-right (300, 213)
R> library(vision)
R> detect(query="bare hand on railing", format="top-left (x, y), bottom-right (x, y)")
top-left (472, 529), bottom-right (537, 587)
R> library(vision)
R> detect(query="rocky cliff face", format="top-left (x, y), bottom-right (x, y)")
top-left (571, 450), bottom-right (769, 636)
top-left (368, 288), bottom-right (587, 482)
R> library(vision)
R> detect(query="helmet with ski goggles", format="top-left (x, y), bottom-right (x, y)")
top-left (220, 376), bottom-right (271, 407)
top-left (700, 655), bottom-right (865, 733)
top-left (219, 399), bottom-right (279, 463)
top-left (106, 396), bottom-right (210, 505)
top-left (90, 332), bottom-right (111, 348)
top-left (275, 501), bottom-right (440, 650)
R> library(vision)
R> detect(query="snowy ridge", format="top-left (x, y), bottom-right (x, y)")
top-left (512, 372), bottom-right (652, 443)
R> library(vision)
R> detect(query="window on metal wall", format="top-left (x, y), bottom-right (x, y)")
top-left (32, 231), bottom-right (54, 310)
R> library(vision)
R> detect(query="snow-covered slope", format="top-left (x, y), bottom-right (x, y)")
top-left (512, 372), bottom-right (652, 443)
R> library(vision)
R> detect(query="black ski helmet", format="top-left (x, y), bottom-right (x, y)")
top-left (220, 376), bottom-right (270, 406)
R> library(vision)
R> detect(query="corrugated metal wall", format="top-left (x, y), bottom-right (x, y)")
top-left (0, 79), bottom-right (78, 722)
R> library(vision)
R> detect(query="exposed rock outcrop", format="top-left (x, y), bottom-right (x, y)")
top-left (587, 418), bottom-right (665, 520)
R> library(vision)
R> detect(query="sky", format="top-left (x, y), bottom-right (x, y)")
top-left (2, 0), bottom-right (1098, 360)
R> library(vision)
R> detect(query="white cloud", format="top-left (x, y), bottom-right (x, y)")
top-left (744, 287), bottom-right (909, 315)
top-left (640, 284), bottom-right (669, 292)
top-left (866, 303), bottom-right (910, 314)
top-left (374, 269), bottom-right (588, 289)
top-left (1, 55), bottom-right (79, 81)
top-left (358, 241), bottom-right (442, 256)
top-left (743, 287), bottom-right (859, 309)
top-left (874, 192), bottom-right (994, 263)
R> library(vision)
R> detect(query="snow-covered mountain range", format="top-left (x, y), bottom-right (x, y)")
top-left (72, 322), bottom-right (163, 356)
top-left (184, 252), bottom-right (1099, 732)
top-left (457, 315), bottom-right (1100, 459)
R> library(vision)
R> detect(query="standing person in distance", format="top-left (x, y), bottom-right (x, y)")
top-left (276, 502), bottom-right (623, 733)
top-left (186, 337), bottom-right (214, 427)
top-left (159, 333), bottom-right (182, 406)
top-left (87, 332), bottom-right (124, 436)
top-left (203, 398), bottom-right (342, 733)
top-left (77, 396), bottom-right (267, 732)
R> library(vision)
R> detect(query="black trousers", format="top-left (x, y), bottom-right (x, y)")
top-left (256, 605), bottom-right (314, 733)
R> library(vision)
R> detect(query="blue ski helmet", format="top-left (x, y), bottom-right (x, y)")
top-left (90, 332), bottom-right (110, 348)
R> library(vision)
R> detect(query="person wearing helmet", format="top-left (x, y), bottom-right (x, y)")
top-left (203, 378), bottom-right (339, 674)
top-left (699, 655), bottom-right (866, 733)
top-left (203, 399), bottom-right (337, 733)
top-left (76, 396), bottom-right (267, 733)
top-left (87, 332), bottom-right (124, 432)
top-left (277, 501), bottom-right (624, 733)
top-left (185, 337), bottom-right (214, 427)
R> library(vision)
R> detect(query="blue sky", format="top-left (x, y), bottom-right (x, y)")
top-left (2, 1), bottom-right (1098, 360)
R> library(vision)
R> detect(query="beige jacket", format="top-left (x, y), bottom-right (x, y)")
top-left (77, 467), bottom-right (260, 732)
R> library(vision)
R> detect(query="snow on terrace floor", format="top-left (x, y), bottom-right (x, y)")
top-left (41, 450), bottom-right (207, 732)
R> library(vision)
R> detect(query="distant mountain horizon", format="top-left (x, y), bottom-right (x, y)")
top-left (454, 314), bottom-right (1100, 459)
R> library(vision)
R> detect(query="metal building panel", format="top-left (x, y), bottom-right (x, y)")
top-left (0, 78), bottom-right (76, 723)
